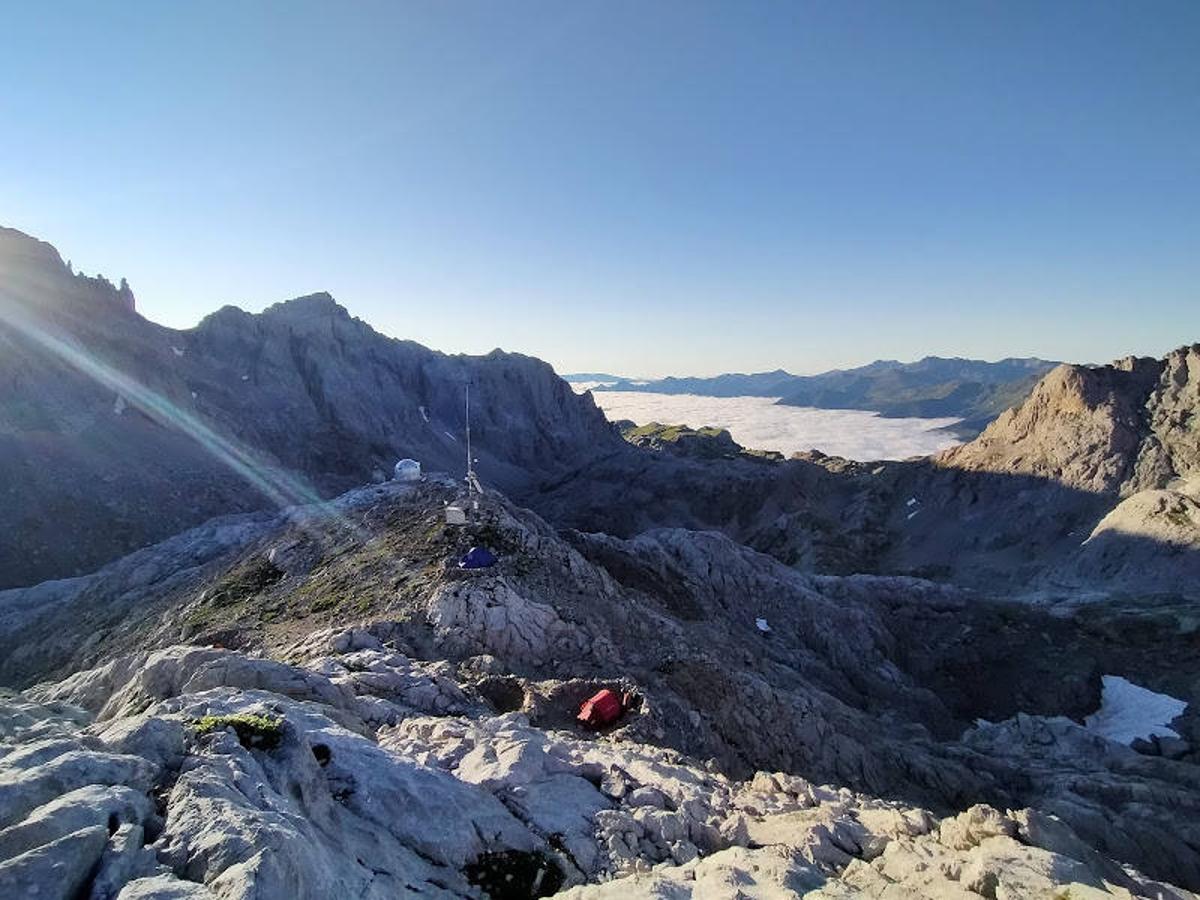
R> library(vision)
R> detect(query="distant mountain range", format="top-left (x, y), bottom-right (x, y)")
top-left (559, 372), bottom-right (628, 383)
top-left (578, 357), bottom-right (1060, 438)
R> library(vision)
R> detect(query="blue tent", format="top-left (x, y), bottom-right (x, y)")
top-left (459, 546), bottom-right (497, 570)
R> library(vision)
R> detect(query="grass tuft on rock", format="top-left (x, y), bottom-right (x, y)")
top-left (194, 713), bottom-right (285, 750)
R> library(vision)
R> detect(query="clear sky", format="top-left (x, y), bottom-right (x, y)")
top-left (2, 1), bottom-right (1197, 377)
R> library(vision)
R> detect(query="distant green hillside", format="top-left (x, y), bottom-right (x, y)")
top-left (620, 421), bottom-right (782, 462)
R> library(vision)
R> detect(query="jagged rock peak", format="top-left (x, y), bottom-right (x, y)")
top-left (0, 225), bottom-right (135, 314)
top-left (0, 225), bottom-right (67, 273)
top-left (195, 293), bottom-right (352, 331)
top-left (117, 276), bottom-right (136, 312)
top-left (0, 230), bottom-right (624, 586)
top-left (262, 291), bottom-right (351, 320)
top-left (939, 344), bottom-right (1199, 495)
top-left (1112, 354), bottom-right (1164, 374)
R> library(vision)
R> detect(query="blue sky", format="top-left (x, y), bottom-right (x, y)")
top-left (2, 1), bottom-right (1197, 377)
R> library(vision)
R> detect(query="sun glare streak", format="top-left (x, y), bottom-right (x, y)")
top-left (2, 279), bottom-right (431, 596)
top-left (0, 290), bottom-right (363, 538)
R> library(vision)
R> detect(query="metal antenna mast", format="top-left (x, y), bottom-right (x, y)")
top-left (464, 380), bottom-right (482, 497)
top-left (465, 381), bottom-right (472, 485)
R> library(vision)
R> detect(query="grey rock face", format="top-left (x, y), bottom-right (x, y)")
top-left (0, 483), bottom-right (1197, 893)
top-left (939, 345), bottom-right (1200, 497)
top-left (1040, 483), bottom-right (1200, 595)
top-left (0, 824), bottom-right (110, 900)
top-left (89, 822), bottom-right (159, 900)
top-left (962, 714), bottom-right (1200, 889)
top-left (115, 875), bottom-right (216, 898)
top-left (0, 226), bottom-right (620, 588)
top-left (0, 642), bottom-right (1193, 899)
top-left (0, 783), bottom-right (152, 859)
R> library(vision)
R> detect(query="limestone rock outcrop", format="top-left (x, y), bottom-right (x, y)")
top-left (0, 481), bottom-right (1197, 893)
top-left (939, 346), bottom-right (1200, 497)
top-left (2, 640), bottom-right (1195, 899)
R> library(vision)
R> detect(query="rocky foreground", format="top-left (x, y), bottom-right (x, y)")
top-left (1, 635), bottom-right (1195, 899)
top-left (1, 481), bottom-right (1198, 898)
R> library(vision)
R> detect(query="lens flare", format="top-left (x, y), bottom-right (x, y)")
top-left (0, 283), bottom-right (390, 555)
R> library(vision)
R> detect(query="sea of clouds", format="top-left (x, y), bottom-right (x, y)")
top-left (576, 388), bottom-right (964, 461)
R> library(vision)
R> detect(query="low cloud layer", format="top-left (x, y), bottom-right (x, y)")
top-left (579, 389), bottom-right (963, 461)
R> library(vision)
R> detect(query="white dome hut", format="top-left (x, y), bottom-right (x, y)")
top-left (393, 458), bottom-right (422, 483)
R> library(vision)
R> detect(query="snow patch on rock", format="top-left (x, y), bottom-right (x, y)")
top-left (1084, 675), bottom-right (1188, 745)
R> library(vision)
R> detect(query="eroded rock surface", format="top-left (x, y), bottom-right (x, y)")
top-left (0, 481), bottom-right (1197, 894)
top-left (2, 643), bottom-right (1195, 899)
top-left (939, 346), bottom-right (1200, 497)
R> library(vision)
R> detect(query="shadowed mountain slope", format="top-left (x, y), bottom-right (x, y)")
top-left (0, 227), bottom-right (621, 588)
top-left (534, 348), bottom-right (1200, 601)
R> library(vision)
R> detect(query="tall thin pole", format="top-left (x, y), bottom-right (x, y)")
top-left (465, 381), bottom-right (472, 487)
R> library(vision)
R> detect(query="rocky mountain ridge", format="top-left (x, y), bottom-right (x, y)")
top-left (533, 345), bottom-right (1200, 601)
top-left (0, 226), bottom-right (621, 588)
top-left (6, 226), bottom-right (1195, 605)
top-left (2, 226), bottom-right (1199, 898)
top-left (939, 347), bottom-right (1200, 496)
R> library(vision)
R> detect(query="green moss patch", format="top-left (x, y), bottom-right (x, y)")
top-left (194, 713), bottom-right (285, 750)
top-left (624, 422), bottom-right (726, 442)
top-left (204, 557), bottom-right (285, 607)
